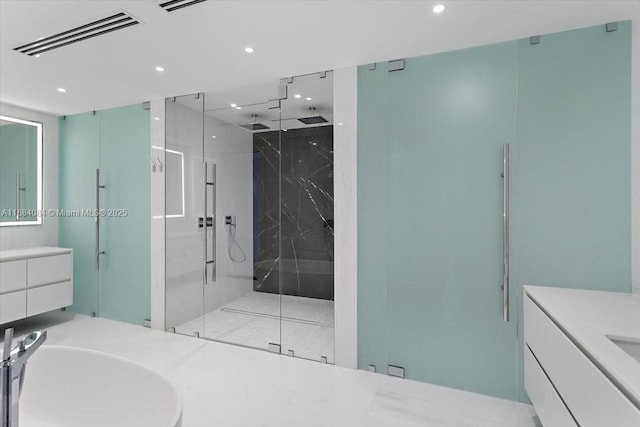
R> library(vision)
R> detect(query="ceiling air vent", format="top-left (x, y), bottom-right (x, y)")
top-left (13, 11), bottom-right (140, 56)
top-left (158, 0), bottom-right (208, 13)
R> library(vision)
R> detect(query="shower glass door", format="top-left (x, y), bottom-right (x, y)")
top-left (165, 92), bottom-right (284, 352)
top-left (201, 96), bottom-right (282, 352)
top-left (358, 41), bottom-right (519, 399)
top-left (165, 76), bottom-right (335, 360)
top-left (279, 72), bottom-right (335, 363)
top-left (386, 43), bottom-right (518, 399)
top-left (165, 93), bottom-right (205, 337)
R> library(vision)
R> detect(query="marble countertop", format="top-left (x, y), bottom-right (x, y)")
top-left (524, 285), bottom-right (640, 408)
top-left (0, 246), bottom-right (72, 262)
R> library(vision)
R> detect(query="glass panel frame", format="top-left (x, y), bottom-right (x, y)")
top-left (201, 97), bottom-right (282, 352)
top-left (164, 93), bottom-right (206, 338)
top-left (279, 72), bottom-right (336, 363)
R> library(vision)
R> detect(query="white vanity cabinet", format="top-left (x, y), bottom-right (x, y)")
top-left (0, 247), bottom-right (73, 324)
top-left (524, 286), bottom-right (640, 427)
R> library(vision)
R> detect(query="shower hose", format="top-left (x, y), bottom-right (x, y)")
top-left (227, 223), bottom-right (247, 263)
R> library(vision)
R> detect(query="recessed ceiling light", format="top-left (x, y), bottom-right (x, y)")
top-left (235, 106), bottom-right (242, 110)
top-left (34, 54), bottom-right (41, 58)
top-left (306, 97), bottom-right (312, 101)
top-left (338, 122), bottom-right (343, 126)
top-left (155, 66), bottom-right (165, 72)
top-left (57, 88), bottom-right (66, 93)
top-left (153, 117), bottom-right (160, 121)
top-left (211, 135), bottom-right (217, 139)
top-left (230, 103), bottom-right (237, 108)
top-left (294, 94), bottom-right (301, 99)
top-left (433, 4), bottom-right (445, 13)
top-left (244, 47), bottom-right (254, 53)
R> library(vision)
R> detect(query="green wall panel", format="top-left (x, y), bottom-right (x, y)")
top-left (98, 105), bottom-right (151, 324)
top-left (513, 21), bottom-right (631, 401)
top-left (59, 105), bottom-right (150, 324)
top-left (59, 112), bottom-right (99, 316)
top-left (357, 22), bottom-right (632, 401)
top-left (357, 62), bottom-right (390, 372)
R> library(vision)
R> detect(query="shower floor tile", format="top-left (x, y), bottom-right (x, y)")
top-left (176, 291), bottom-right (335, 363)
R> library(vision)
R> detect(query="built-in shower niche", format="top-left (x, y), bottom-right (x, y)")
top-left (253, 125), bottom-right (334, 300)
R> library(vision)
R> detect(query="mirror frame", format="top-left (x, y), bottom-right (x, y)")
top-left (0, 115), bottom-right (43, 227)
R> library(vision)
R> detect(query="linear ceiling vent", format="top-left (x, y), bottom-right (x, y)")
top-left (13, 11), bottom-right (140, 56)
top-left (158, 0), bottom-right (208, 13)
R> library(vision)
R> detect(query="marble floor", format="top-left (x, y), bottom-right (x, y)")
top-left (4, 312), bottom-right (537, 427)
top-left (177, 291), bottom-right (335, 363)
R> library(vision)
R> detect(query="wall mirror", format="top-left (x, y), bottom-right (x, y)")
top-left (0, 115), bottom-right (43, 226)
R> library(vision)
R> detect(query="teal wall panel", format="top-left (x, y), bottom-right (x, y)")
top-left (59, 105), bottom-right (150, 324)
top-left (59, 112), bottom-right (99, 316)
top-left (385, 41), bottom-right (519, 399)
top-left (357, 22), bottom-right (632, 401)
top-left (513, 21), bottom-right (632, 401)
top-left (98, 105), bottom-right (151, 324)
top-left (357, 62), bottom-right (390, 372)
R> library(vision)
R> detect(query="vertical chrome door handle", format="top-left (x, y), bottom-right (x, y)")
top-left (208, 164), bottom-right (216, 283)
top-left (203, 162), bottom-right (216, 284)
top-left (203, 162), bottom-right (208, 285)
top-left (502, 144), bottom-right (510, 322)
top-left (95, 169), bottom-right (106, 271)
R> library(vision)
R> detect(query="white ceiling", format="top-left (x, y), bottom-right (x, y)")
top-left (0, 0), bottom-right (638, 116)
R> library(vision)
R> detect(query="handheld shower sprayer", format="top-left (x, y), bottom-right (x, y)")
top-left (225, 215), bottom-right (246, 263)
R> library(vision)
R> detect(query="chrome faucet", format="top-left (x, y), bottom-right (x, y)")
top-left (1, 328), bottom-right (47, 427)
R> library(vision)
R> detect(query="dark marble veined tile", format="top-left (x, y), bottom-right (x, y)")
top-left (253, 125), bottom-right (334, 300)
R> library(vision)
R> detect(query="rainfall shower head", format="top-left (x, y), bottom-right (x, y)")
top-left (240, 114), bottom-right (270, 131)
top-left (297, 107), bottom-right (328, 125)
top-left (240, 123), bottom-right (270, 131)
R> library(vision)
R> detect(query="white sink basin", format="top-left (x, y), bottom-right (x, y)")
top-left (608, 336), bottom-right (640, 363)
top-left (20, 345), bottom-right (182, 427)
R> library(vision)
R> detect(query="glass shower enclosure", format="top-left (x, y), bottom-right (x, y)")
top-left (164, 72), bottom-right (335, 363)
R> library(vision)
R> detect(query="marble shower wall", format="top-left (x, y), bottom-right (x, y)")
top-left (253, 125), bottom-right (334, 300)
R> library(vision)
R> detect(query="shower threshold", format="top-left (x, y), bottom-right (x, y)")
top-left (175, 291), bottom-right (335, 364)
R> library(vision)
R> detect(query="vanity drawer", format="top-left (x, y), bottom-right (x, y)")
top-left (524, 295), bottom-right (640, 426)
top-left (27, 281), bottom-right (72, 316)
top-left (524, 345), bottom-right (577, 427)
top-left (0, 290), bottom-right (27, 324)
top-left (27, 253), bottom-right (71, 287)
top-left (0, 260), bottom-right (27, 293)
